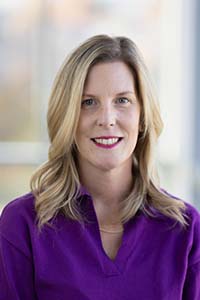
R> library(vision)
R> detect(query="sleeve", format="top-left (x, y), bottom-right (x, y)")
top-left (182, 261), bottom-right (200, 300)
top-left (0, 234), bottom-right (37, 300)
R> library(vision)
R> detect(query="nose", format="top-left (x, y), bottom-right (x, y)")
top-left (96, 103), bottom-right (116, 127)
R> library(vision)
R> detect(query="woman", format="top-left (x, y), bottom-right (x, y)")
top-left (0, 34), bottom-right (199, 299)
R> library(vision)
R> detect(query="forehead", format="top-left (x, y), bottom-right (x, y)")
top-left (83, 61), bottom-right (136, 95)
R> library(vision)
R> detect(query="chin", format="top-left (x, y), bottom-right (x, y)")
top-left (93, 159), bottom-right (124, 172)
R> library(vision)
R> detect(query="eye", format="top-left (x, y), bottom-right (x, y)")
top-left (81, 98), bottom-right (95, 107)
top-left (116, 97), bottom-right (130, 104)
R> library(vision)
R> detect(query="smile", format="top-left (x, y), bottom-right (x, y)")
top-left (91, 137), bottom-right (123, 149)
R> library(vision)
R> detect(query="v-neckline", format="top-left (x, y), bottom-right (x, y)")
top-left (99, 229), bottom-right (123, 261)
top-left (79, 191), bottom-right (140, 276)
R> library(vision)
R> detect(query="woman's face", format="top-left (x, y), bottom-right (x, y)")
top-left (76, 61), bottom-right (141, 172)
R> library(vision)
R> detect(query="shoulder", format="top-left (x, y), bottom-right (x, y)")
top-left (1, 192), bottom-right (35, 213)
top-left (183, 201), bottom-right (200, 265)
top-left (184, 201), bottom-right (200, 222)
top-left (161, 189), bottom-right (200, 224)
top-left (0, 192), bottom-right (36, 228)
top-left (150, 191), bottom-right (200, 266)
top-left (169, 198), bottom-right (200, 266)
top-left (0, 193), bottom-right (37, 253)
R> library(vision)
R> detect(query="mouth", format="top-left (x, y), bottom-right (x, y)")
top-left (91, 136), bottom-right (123, 148)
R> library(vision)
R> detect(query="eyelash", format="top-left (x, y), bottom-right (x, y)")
top-left (116, 97), bottom-right (129, 104)
top-left (81, 99), bottom-right (95, 106)
top-left (81, 97), bottom-right (130, 107)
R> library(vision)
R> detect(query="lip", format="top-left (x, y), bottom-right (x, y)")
top-left (91, 136), bottom-right (122, 139)
top-left (91, 136), bottom-right (123, 149)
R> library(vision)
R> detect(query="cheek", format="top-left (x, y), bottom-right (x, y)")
top-left (77, 113), bottom-right (92, 134)
top-left (76, 118), bottom-right (92, 148)
top-left (122, 110), bottom-right (140, 131)
top-left (76, 121), bottom-right (86, 141)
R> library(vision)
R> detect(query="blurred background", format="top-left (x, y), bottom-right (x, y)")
top-left (0, 0), bottom-right (199, 212)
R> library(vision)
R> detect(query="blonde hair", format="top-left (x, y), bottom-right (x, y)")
top-left (30, 34), bottom-right (189, 229)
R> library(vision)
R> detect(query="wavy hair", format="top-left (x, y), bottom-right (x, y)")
top-left (30, 34), bottom-right (189, 229)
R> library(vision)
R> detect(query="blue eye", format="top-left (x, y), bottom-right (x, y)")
top-left (117, 97), bottom-right (129, 104)
top-left (81, 98), bottom-right (95, 106)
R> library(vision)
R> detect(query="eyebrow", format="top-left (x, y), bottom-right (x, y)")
top-left (82, 91), bottom-right (136, 97)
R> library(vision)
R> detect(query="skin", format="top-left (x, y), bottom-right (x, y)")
top-left (76, 61), bottom-right (141, 228)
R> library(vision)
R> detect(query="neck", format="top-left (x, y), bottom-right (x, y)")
top-left (78, 160), bottom-right (133, 226)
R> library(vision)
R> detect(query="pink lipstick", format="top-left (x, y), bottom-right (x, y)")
top-left (91, 136), bottom-right (123, 149)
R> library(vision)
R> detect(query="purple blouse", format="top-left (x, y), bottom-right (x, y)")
top-left (0, 191), bottom-right (200, 300)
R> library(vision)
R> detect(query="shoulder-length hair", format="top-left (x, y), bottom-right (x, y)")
top-left (30, 34), bottom-right (189, 229)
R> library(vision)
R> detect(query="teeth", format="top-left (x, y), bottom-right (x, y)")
top-left (94, 138), bottom-right (119, 145)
